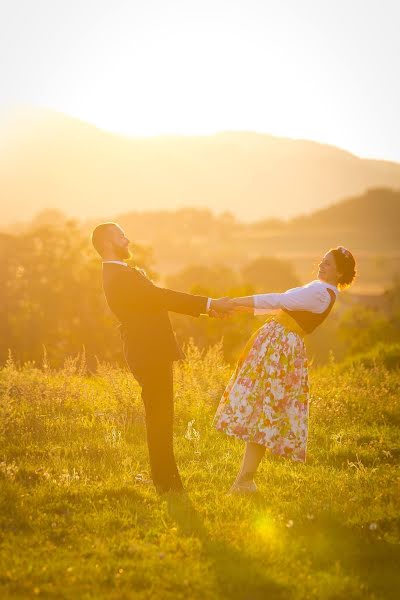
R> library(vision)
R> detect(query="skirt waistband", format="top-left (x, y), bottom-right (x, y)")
top-left (268, 311), bottom-right (306, 338)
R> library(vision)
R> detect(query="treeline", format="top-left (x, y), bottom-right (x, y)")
top-left (112, 187), bottom-right (400, 291)
top-left (4, 188), bottom-right (400, 293)
top-left (0, 218), bottom-right (398, 368)
top-left (0, 220), bottom-right (298, 367)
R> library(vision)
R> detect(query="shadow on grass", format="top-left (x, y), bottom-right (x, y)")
top-left (166, 493), bottom-right (400, 600)
top-left (297, 515), bottom-right (400, 600)
top-left (166, 493), bottom-right (288, 600)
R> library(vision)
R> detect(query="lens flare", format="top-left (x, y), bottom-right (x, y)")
top-left (253, 513), bottom-right (281, 548)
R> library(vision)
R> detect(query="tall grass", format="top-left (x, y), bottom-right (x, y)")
top-left (0, 342), bottom-right (399, 599)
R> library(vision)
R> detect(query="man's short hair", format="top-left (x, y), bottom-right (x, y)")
top-left (91, 222), bottom-right (117, 257)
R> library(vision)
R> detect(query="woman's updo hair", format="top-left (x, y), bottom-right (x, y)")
top-left (330, 246), bottom-right (356, 289)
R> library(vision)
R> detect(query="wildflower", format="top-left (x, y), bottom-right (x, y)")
top-left (105, 428), bottom-right (122, 446)
top-left (286, 520), bottom-right (294, 528)
top-left (0, 461), bottom-right (19, 481)
top-left (184, 420), bottom-right (200, 442)
top-left (184, 420), bottom-right (201, 454)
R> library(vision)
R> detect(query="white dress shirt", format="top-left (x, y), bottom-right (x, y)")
top-left (102, 261), bottom-right (211, 312)
top-left (102, 260), bottom-right (129, 267)
top-left (253, 280), bottom-right (339, 315)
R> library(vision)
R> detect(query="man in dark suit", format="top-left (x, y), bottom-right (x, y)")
top-left (92, 222), bottom-right (231, 494)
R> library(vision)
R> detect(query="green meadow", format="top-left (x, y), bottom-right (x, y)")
top-left (0, 344), bottom-right (399, 599)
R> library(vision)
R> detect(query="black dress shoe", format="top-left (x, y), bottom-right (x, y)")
top-left (155, 478), bottom-right (185, 495)
top-left (156, 485), bottom-right (185, 495)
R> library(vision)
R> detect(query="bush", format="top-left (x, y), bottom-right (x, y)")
top-left (337, 342), bottom-right (400, 371)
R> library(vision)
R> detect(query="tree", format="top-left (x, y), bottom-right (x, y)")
top-left (166, 264), bottom-right (242, 298)
top-left (0, 221), bottom-right (154, 367)
top-left (241, 256), bottom-right (300, 293)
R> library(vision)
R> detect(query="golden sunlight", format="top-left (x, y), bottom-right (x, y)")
top-left (84, 26), bottom-right (326, 140)
top-left (0, 3), bottom-right (399, 597)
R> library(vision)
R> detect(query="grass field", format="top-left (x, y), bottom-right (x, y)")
top-left (0, 344), bottom-right (399, 599)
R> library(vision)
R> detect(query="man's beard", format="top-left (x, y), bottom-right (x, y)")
top-left (114, 244), bottom-right (131, 260)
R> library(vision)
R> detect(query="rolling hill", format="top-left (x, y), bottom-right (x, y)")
top-left (1, 107), bottom-right (400, 224)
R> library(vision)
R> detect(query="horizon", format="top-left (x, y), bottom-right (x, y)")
top-left (1, 104), bottom-right (400, 225)
top-left (5, 104), bottom-right (399, 165)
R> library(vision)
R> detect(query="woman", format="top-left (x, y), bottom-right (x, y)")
top-left (213, 247), bottom-right (356, 493)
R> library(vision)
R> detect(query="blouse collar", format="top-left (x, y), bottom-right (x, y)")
top-left (315, 279), bottom-right (339, 294)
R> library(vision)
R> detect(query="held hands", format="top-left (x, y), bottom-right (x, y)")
top-left (209, 298), bottom-right (233, 319)
top-left (209, 298), bottom-right (253, 319)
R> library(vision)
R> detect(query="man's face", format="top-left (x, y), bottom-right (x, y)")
top-left (108, 225), bottom-right (131, 260)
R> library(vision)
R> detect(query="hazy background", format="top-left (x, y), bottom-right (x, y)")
top-left (0, 0), bottom-right (399, 367)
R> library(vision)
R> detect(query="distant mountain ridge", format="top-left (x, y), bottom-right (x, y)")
top-left (289, 187), bottom-right (399, 233)
top-left (1, 107), bottom-right (400, 224)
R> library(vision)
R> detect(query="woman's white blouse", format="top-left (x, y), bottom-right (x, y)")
top-left (253, 280), bottom-right (339, 316)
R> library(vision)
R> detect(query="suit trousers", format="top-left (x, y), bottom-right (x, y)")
top-left (131, 361), bottom-right (183, 493)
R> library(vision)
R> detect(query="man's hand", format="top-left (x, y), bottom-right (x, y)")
top-left (209, 297), bottom-right (235, 319)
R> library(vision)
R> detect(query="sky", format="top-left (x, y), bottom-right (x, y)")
top-left (1, 0), bottom-right (399, 161)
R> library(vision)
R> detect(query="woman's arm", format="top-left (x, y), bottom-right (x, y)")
top-left (228, 293), bottom-right (281, 315)
top-left (230, 296), bottom-right (257, 309)
top-left (230, 283), bottom-right (334, 315)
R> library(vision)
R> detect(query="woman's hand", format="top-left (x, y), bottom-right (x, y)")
top-left (210, 297), bottom-right (254, 317)
top-left (232, 304), bottom-right (255, 314)
top-left (209, 297), bottom-right (235, 318)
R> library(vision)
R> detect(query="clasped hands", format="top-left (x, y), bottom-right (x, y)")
top-left (209, 298), bottom-right (252, 319)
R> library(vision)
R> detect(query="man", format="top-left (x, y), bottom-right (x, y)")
top-left (92, 222), bottom-right (231, 494)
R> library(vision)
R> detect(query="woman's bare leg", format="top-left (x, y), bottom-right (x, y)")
top-left (232, 442), bottom-right (266, 490)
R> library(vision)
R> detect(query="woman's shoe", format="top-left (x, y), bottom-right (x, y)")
top-left (229, 479), bottom-right (258, 494)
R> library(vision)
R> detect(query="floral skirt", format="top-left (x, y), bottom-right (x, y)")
top-left (214, 318), bottom-right (310, 462)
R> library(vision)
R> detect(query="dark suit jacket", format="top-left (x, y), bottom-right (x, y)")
top-left (102, 263), bottom-right (208, 370)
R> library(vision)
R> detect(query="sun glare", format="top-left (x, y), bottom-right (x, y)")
top-left (89, 33), bottom-right (318, 140)
top-left (55, 5), bottom-right (332, 142)
top-left (254, 513), bottom-right (282, 549)
top-left (0, 1), bottom-right (399, 159)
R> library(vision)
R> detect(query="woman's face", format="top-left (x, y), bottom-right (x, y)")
top-left (317, 251), bottom-right (341, 286)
